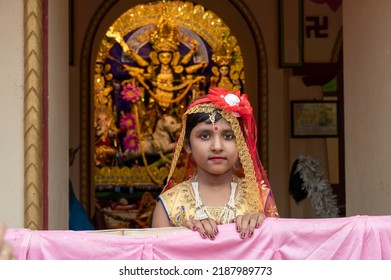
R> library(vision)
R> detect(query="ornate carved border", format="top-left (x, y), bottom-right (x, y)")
top-left (24, 0), bottom-right (44, 229)
top-left (80, 0), bottom-right (268, 214)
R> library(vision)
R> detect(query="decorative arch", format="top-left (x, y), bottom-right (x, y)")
top-left (80, 0), bottom-right (268, 219)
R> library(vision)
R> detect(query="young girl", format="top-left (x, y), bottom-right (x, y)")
top-left (152, 87), bottom-right (279, 239)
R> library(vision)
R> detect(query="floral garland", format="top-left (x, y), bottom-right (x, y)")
top-left (291, 154), bottom-right (339, 218)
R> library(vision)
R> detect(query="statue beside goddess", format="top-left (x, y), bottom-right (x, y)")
top-left (94, 61), bottom-right (114, 108)
top-left (210, 35), bottom-right (244, 92)
top-left (94, 107), bottom-right (119, 167)
top-left (94, 59), bottom-right (120, 167)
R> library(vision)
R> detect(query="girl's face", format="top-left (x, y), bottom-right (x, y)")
top-left (189, 117), bottom-right (239, 176)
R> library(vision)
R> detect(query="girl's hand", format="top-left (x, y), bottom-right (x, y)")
top-left (183, 219), bottom-right (219, 240)
top-left (233, 213), bottom-right (266, 239)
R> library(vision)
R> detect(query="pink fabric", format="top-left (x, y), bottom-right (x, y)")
top-left (5, 215), bottom-right (391, 260)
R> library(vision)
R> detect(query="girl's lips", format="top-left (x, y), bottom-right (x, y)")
top-left (209, 156), bottom-right (226, 162)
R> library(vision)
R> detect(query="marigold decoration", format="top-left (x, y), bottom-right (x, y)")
top-left (123, 133), bottom-right (139, 152)
top-left (121, 84), bottom-right (140, 103)
top-left (120, 113), bottom-right (136, 131)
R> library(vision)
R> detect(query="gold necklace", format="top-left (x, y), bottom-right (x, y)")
top-left (191, 179), bottom-right (237, 224)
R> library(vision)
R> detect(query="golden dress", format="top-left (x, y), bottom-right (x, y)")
top-left (158, 178), bottom-right (272, 226)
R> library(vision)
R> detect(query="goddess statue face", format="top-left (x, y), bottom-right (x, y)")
top-left (219, 65), bottom-right (230, 77)
top-left (97, 113), bottom-right (109, 128)
top-left (158, 51), bottom-right (173, 66)
top-left (95, 63), bottom-right (104, 74)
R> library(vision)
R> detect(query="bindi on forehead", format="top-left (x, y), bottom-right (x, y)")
top-left (199, 118), bottom-right (232, 131)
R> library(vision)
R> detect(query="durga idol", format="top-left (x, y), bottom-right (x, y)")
top-left (107, 12), bottom-right (208, 112)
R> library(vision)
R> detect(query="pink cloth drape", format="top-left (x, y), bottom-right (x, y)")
top-left (5, 215), bottom-right (391, 260)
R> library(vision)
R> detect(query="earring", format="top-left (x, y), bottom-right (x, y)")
top-left (184, 144), bottom-right (192, 153)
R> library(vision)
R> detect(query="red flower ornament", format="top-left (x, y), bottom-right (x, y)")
top-left (208, 87), bottom-right (253, 119)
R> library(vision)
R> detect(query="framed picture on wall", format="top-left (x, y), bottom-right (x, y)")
top-left (291, 100), bottom-right (338, 137)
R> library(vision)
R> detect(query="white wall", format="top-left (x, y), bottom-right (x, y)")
top-left (48, 0), bottom-right (70, 229)
top-left (0, 0), bottom-right (25, 227)
top-left (344, 0), bottom-right (391, 215)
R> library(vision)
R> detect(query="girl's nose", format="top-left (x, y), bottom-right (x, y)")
top-left (211, 136), bottom-right (223, 151)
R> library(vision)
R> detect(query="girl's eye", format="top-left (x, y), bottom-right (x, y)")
top-left (200, 132), bottom-right (210, 139)
top-left (223, 132), bottom-right (235, 140)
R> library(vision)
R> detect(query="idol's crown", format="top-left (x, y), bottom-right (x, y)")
top-left (150, 13), bottom-right (180, 52)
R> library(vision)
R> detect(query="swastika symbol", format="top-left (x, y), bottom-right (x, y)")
top-left (305, 16), bottom-right (328, 38)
